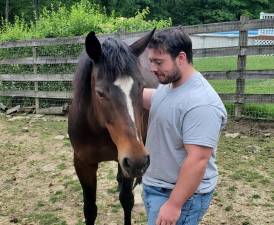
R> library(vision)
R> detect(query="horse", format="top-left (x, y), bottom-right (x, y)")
top-left (68, 29), bottom-right (157, 225)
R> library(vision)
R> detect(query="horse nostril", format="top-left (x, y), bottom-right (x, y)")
top-left (123, 157), bottom-right (132, 170)
top-left (123, 155), bottom-right (150, 176)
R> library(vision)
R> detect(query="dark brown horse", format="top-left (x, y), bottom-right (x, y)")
top-left (68, 30), bottom-right (157, 225)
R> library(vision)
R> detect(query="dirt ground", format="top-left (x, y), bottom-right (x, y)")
top-left (0, 113), bottom-right (273, 225)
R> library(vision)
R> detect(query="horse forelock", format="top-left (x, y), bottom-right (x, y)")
top-left (99, 38), bottom-right (141, 82)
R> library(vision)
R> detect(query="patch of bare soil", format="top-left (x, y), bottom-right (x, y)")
top-left (0, 114), bottom-right (145, 225)
top-left (0, 115), bottom-right (273, 225)
top-left (224, 118), bottom-right (274, 136)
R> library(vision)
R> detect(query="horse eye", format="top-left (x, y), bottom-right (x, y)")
top-left (96, 90), bottom-right (106, 99)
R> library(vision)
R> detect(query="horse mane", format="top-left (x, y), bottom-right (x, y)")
top-left (73, 52), bottom-right (93, 109)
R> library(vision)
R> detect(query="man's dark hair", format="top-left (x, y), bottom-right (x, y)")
top-left (148, 27), bottom-right (193, 63)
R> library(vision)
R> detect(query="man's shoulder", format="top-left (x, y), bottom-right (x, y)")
top-left (175, 83), bottom-right (225, 116)
top-left (187, 74), bottom-right (223, 106)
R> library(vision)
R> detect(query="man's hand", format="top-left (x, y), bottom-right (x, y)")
top-left (156, 144), bottom-right (212, 225)
top-left (143, 88), bottom-right (155, 110)
top-left (156, 199), bottom-right (181, 225)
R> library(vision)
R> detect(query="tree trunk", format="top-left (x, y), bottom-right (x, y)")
top-left (33, 0), bottom-right (39, 18)
top-left (5, 0), bottom-right (9, 22)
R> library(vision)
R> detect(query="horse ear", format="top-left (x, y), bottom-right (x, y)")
top-left (85, 31), bottom-right (102, 63)
top-left (129, 28), bottom-right (156, 56)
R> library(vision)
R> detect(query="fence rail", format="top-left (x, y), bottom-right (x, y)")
top-left (1, 91), bottom-right (274, 104)
top-left (1, 71), bottom-right (274, 104)
top-left (0, 44), bottom-right (273, 65)
top-left (0, 90), bottom-right (72, 99)
top-left (1, 70), bottom-right (274, 82)
top-left (0, 74), bottom-right (74, 82)
top-left (194, 45), bottom-right (274, 57)
top-left (201, 70), bottom-right (274, 80)
top-left (0, 57), bottom-right (78, 65)
top-left (0, 16), bottom-right (274, 119)
top-left (219, 94), bottom-right (274, 103)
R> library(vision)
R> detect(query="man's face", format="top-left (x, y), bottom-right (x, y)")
top-left (148, 48), bottom-right (181, 84)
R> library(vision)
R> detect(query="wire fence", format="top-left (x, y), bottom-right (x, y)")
top-left (0, 17), bottom-right (274, 120)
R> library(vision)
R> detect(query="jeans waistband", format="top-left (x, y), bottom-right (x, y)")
top-left (144, 184), bottom-right (214, 196)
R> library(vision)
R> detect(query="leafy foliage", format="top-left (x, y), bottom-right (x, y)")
top-left (91, 0), bottom-right (274, 25)
top-left (0, 0), bottom-right (171, 41)
top-left (1, 0), bottom-right (274, 36)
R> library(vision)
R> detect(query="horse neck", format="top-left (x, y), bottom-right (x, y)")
top-left (86, 99), bottom-right (104, 132)
top-left (70, 92), bottom-right (103, 134)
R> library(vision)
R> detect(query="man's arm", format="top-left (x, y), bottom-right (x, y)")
top-left (169, 144), bottom-right (212, 205)
top-left (156, 144), bottom-right (212, 225)
top-left (143, 88), bottom-right (156, 110)
top-left (156, 105), bottom-right (223, 224)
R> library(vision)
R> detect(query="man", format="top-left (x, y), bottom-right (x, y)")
top-left (142, 27), bottom-right (227, 225)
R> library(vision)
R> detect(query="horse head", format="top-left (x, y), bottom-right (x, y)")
top-left (84, 29), bottom-right (155, 178)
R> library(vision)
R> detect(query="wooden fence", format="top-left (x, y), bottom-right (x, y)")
top-left (0, 16), bottom-right (274, 118)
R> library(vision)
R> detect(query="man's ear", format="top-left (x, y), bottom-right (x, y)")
top-left (176, 51), bottom-right (187, 65)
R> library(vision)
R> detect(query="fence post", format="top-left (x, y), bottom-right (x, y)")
top-left (32, 47), bottom-right (39, 112)
top-left (235, 16), bottom-right (248, 120)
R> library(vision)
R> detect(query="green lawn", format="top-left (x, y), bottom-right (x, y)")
top-left (194, 55), bottom-right (274, 71)
top-left (1, 116), bottom-right (273, 225)
top-left (193, 55), bottom-right (274, 119)
top-left (208, 79), bottom-right (274, 94)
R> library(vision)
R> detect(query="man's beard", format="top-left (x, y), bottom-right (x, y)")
top-left (158, 66), bottom-right (181, 85)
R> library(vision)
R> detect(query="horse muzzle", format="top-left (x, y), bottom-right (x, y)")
top-left (122, 154), bottom-right (150, 178)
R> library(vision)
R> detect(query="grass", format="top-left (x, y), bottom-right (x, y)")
top-left (194, 55), bottom-right (274, 71)
top-left (57, 162), bottom-right (66, 170)
top-left (36, 201), bottom-right (46, 208)
top-left (27, 213), bottom-right (67, 225)
top-left (0, 51), bottom-right (273, 119)
top-left (107, 186), bottom-right (118, 194)
top-left (227, 185), bottom-right (237, 192)
top-left (1, 116), bottom-right (274, 225)
top-left (193, 55), bottom-right (274, 119)
top-left (230, 169), bottom-right (265, 183)
top-left (195, 56), bottom-right (274, 96)
top-left (49, 190), bottom-right (67, 203)
top-left (251, 194), bottom-right (261, 199)
top-left (111, 203), bottom-right (121, 213)
top-left (64, 178), bottom-right (82, 193)
top-left (207, 79), bottom-right (274, 94)
top-left (224, 205), bottom-right (233, 212)
top-left (218, 133), bottom-right (274, 189)
top-left (242, 103), bottom-right (274, 119)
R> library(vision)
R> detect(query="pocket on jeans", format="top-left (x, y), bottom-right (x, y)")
top-left (197, 191), bottom-right (213, 222)
top-left (178, 196), bottom-right (194, 224)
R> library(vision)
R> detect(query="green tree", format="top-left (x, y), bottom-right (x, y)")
top-left (1, 0), bottom-right (273, 28)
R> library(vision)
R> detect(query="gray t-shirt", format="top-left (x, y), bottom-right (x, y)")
top-left (142, 72), bottom-right (227, 193)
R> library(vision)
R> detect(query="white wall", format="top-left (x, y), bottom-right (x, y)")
top-left (191, 34), bottom-right (256, 49)
top-left (123, 33), bottom-right (257, 50)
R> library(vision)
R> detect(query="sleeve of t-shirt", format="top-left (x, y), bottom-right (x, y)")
top-left (182, 105), bottom-right (223, 148)
top-left (151, 84), bottom-right (164, 107)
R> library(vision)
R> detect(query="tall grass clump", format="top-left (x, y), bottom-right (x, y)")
top-left (0, 17), bottom-right (33, 41)
top-left (33, 0), bottom-right (107, 37)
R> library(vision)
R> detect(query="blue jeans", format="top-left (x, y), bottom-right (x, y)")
top-left (142, 184), bottom-right (214, 225)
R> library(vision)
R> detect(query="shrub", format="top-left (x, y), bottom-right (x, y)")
top-left (0, 0), bottom-right (172, 41)
top-left (0, 17), bottom-right (33, 41)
